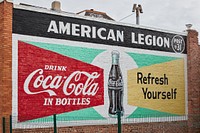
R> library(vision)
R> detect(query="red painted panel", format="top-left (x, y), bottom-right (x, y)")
top-left (18, 41), bottom-right (104, 122)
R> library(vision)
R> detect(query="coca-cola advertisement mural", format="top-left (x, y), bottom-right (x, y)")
top-left (12, 6), bottom-right (187, 128)
top-left (18, 41), bottom-right (104, 122)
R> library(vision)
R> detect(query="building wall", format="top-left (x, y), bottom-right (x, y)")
top-left (12, 28), bottom-right (200, 133)
top-left (187, 30), bottom-right (200, 133)
top-left (0, 1), bottom-right (199, 133)
top-left (0, 0), bottom-right (12, 132)
top-left (13, 121), bottom-right (188, 133)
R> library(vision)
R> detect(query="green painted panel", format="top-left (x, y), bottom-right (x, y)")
top-left (127, 52), bottom-right (179, 68)
top-left (127, 107), bottom-right (178, 118)
top-left (57, 108), bottom-right (106, 121)
top-left (27, 108), bottom-right (105, 123)
top-left (26, 41), bottom-right (105, 64)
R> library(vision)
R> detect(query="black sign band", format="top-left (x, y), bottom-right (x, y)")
top-left (13, 8), bottom-right (187, 54)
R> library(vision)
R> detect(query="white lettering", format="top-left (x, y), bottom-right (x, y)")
top-left (92, 26), bottom-right (96, 38)
top-left (63, 71), bottom-right (100, 96)
top-left (47, 20), bottom-right (124, 42)
top-left (72, 24), bottom-right (80, 36)
top-left (138, 34), bottom-right (144, 44)
top-left (59, 21), bottom-right (70, 34)
top-left (44, 65), bottom-right (67, 71)
top-left (97, 28), bottom-right (106, 40)
top-left (117, 30), bottom-right (124, 42)
top-left (43, 98), bottom-right (53, 105)
top-left (145, 35), bottom-right (152, 45)
top-left (164, 38), bottom-right (170, 48)
top-left (107, 29), bottom-right (116, 41)
top-left (131, 32), bottom-right (170, 49)
top-left (157, 36), bottom-right (163, 47)
top-left (153, 36), bottom-right (156, 46)
top-left (81, 25), bottom-right (91, 38)
top-left (24, 69), bottom-right (100, 97)
top-left (132, 32), bottom-right (138, 44)
top-left (47, 20), bottom-right (58, 33)
top-left (24, 69), bottom-right (57, 96)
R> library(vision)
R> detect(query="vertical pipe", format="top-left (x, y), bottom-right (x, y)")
top-left (117, 111), bottom-right (121, 133)
top-left (10, 115), bottom-right (12, 133)
top-left (53, 114), bottom-right (57, 133)
top-left (2, 117), bottom-right (5, 133)
top-left (136, 16), bottom-right (139, 25)
top-left (136, 10), bottom-right (139, 25)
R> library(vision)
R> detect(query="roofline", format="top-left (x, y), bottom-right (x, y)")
top-left (13, 3), bottom-right (187, 36)
top-left (77, 9), bottom-right (114, 20)
top-left (0, 0), bottom-right (13, 3)
top-left (77, 9), bottom-right (108, 16)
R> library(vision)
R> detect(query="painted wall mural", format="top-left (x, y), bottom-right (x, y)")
top-left (12, 6), bottom-right (187, 127)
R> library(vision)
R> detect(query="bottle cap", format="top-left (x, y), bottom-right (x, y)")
top-left (111, 50), bottom-right (120, 59)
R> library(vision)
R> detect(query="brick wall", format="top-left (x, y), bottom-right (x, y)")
top-left (187, 29), bottom-right (200, 133)
top-left (0, 1), bottom-right (199, 132)
top-left (13, 121), bottom-right (188, 133)
top-left (0, 0), bottom-right (13, 132)
top-left (12, 30), bottom-right (200, 133)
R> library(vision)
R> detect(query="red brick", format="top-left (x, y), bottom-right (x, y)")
top-left (187, 30), bottom-right (200, 133)
top-left (0, 0), bottom-right (13, 132)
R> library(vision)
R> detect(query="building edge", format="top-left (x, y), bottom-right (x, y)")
top-left (0, 0), bottom-right (13, 132)
top-left (187, 29), bottom-right (200, 133)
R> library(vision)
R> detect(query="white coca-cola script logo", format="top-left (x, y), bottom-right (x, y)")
top-left (24, 69), bottom-right (100, 96)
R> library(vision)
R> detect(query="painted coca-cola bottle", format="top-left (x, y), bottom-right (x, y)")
top-left (108, 50), bottom-right (124, 117)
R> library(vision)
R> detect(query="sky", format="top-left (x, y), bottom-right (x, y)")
top-left (13, 0), bottom-right (199, 39)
